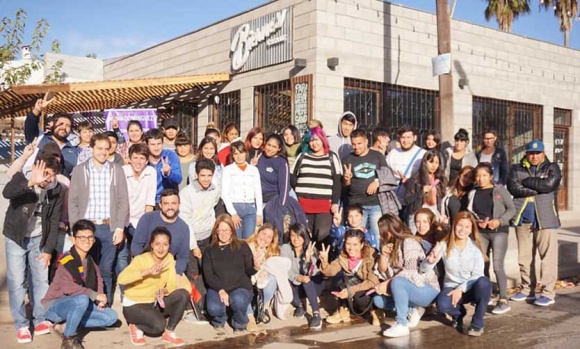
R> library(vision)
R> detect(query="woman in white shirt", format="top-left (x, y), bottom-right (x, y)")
top-left (221, 141), bottom-right (263, 239)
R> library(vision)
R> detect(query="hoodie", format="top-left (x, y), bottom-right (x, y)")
top-left (328, 111), bottom-right (358, 160)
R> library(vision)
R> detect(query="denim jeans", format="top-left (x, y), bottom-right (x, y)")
top-left (247, 274), bottom-right (277, 315)
top-left (479, 231), bottom-right (509, 299)
top-left (290, 274), bottom-right (326, 312)
top-left (45, 294), bottom-right (118, 337)
top-left (89, 224), bottom-right (119, 305)
top-left (361, 204), bottom-right (382, 244)
top-left (233, 203), bottom-right (257, 240)
top-left (388, 277), bottom-right (439, 326)
top-left (206, 288), bottom-right (252, 329)
top-left (5, 236), bottom-right (49, 329)
top-left (436, 277), bottom-right (492, 329)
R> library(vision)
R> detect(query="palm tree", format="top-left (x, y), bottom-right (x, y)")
top-left (541, 0), bottom-right (579, 47)
top-left (484, 0), bottom-right (532, 32)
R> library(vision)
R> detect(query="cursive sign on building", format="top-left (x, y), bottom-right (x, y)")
top-left (230, 7), bottom-right (293, 73)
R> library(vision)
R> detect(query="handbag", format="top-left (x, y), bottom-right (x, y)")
top-left (337, 265), bottom-right (373, 316)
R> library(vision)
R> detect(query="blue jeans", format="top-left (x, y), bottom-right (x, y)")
top-left (90, 224), bottom-right (119, 305)
top-left (388, 277), bottom-right (439, 326)
top-left (247, 274), bottom-right (277, 315)
top-left (361, 205), bottom-right (382, 244)
top-left (291, 274), bottom-right (326, 312)
top-left (45, 294), bottom-right (118, 337)
top-left (206, 288), bottom-right (252, 329)
top-left (5, 236), bottom-right (49, 329)
top-left (233, 203), bottom-right (257, 240)
top-left (437, 277), bottom-right (492, 329)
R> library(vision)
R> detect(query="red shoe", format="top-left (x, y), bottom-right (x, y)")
top-left (162, 330), bottom-right (184, 347)
top-left (34, 321), bottom-right (52, 336)
top-left (128, 324), bottom-right (146, 346)
top-left (16, 327), bottom-right (32, 344)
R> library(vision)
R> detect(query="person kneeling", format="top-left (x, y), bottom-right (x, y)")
top-left (118, 227), bottom-right (189, 346)
top-left (420, 212), bottom-right (492, 336)
top-left (42, 220), bottom-right (118, 349)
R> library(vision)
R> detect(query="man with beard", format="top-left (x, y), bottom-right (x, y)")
top-left (69, 133), bottom-right (129, 306)
top-left (144, 129), bottom-right (182, 204)
top-left (130, 188), bottom-right (190, 275)
top-left (24, 99), bottom-right (78, 178)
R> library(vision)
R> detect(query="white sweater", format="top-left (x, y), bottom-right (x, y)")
top-left (221, 163), bottom-right (264, 216)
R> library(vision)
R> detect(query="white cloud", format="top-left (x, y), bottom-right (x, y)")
top-left (60, 32), bottom-right (159, 59)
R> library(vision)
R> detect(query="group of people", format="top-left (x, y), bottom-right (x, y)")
top-left (3, 98), bottom-right (562, 348)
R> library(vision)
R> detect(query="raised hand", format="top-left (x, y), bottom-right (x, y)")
top-left (32, 94), bottom-right (54, 116)
top-left (332, 207), bottom-right (343, 227)
top-left (112, 115), bottom-right (119, 129)
top-left (319, 243), bottom-right (330, 264)
top-left (427, 242), bottom-right (441, 264)
top-left (141, 261), bottom-right (168, 277)
top-left (305, 241), bottom-right (315, 263)
top-left (22, 137), bottom-right (39, 160)
top-left (343, 164), bottom-right (353, 182)
top-left (250, 152), bottom-right (261, 166)
top-left (28, 160), bottom-right (49, 187)
top-left (161, 156), bottom-right (171, 176)
top-left (381, 243), bottom-right (394, 256)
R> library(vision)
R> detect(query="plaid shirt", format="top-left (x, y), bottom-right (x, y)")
top-left (85, 160), bottom-right (111, 220)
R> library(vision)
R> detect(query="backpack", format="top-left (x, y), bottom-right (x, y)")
top-left (252, 287), bottom-right (271, 324)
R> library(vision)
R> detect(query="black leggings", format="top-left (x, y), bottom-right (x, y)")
top-left (123, 289), bottom-right (189, 334)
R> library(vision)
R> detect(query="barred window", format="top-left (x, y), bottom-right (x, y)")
top-left (254, 80), bottom-right (291, 134)
top-left (214, 90), bottom-right (241, 133)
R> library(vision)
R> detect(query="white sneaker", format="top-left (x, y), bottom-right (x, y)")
top-left (407, 307), bottom-right (425, 329)
top-left (183, 312), bottom-right (209, 325)
top-left (382, 323), bottom-right (410, 337)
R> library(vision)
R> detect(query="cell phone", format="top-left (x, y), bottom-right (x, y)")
top-left (432, 179), bottom-right (440, 186)
top-left (307, 264), bottom-right (315, 276)
top-left (365, 289), bottom-right (376, 296)
top-left (331, 291), bottom-right (341, 297)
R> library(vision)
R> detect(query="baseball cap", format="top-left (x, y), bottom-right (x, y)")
top-left (525, 139), bottom-right (544, 153)
top-left (163, 118), bottom-right (179, 130)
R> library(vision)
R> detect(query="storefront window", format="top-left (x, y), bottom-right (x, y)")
top-left (254, 80), bottom-right (291, 134)
top-left (214, 90), bottom-right (241, 133)
top-left (472, 97), bottom-right (542, 164)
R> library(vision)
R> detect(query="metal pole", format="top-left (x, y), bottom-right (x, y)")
top-left (436, 0), bottom-right (454, 141)
top-left (10, 116), bottom-right (15, 163)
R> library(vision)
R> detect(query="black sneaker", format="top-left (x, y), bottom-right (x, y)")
top-left (309, 313), bottom-right (322, 330)
top-left (293, 306), bottom-right (305, 319)
top-left (233, 327), bottom-right (246, 333)
top-left (467, 326), bottom-right (484, 336)
top-left (451, 316), bottom-right (464, 332)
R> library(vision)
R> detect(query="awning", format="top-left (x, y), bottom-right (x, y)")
top-left (0, 72), bottom-right (230, 118)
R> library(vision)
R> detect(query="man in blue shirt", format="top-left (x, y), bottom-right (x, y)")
top-left (144, 129), bottom-right (182, 204)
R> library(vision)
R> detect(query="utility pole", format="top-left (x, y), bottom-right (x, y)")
top-left (436, 0), bottom-right (454, 141)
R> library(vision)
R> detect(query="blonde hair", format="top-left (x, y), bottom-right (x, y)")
top-left (246, 223), bottom-right (280, 259)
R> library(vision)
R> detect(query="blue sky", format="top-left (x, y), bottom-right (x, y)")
top-left (0, 0), bottom-right (577, 59)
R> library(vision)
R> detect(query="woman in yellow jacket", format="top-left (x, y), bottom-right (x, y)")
top-left (118, 227), bottom-right (189, 347)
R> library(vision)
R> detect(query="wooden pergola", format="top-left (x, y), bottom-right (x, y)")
top-left (0, 72), bottom-right (230, 161)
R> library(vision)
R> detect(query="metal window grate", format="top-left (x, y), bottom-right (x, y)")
top-left (344, 78), bottom-right (439, 146)
top-left (216, 90), bottom-right (241, 132)
top-left (554, 108), bottom-right (571, 126)
top-left (254, 79), bottom-right (291, 134)
top-left (472, 97), bottom-right (542, 165)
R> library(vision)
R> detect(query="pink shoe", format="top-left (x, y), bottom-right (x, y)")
top-left (16, 327), bottom-right (32, 344)
top-left (34, 321), bottom-right (52, 336)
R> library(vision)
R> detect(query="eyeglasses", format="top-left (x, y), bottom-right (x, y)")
top-left (75, 235), bottom-right (95, 242)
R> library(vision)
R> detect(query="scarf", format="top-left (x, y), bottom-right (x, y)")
top-left (59, 247), bottom-right (98, 292)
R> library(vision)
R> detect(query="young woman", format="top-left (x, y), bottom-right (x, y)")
top-left (421, 212), bottom-right (492, 336)
top-left (414, 208), bottom-right (447, 253)
top-left (444, 129), bottom-right (478, 184)
top-left (423, 129), bottom-right (447, 167)
top-left (280, 223), bottom-right (325, 329)
top-left (188, 136), bottom-right (222, 188)
top-left (118, 227), bottom-right (189, 346)
top-left (291, 127), bottom-right (342, 245)
top-left (245, 223), bottom-right (282, 329)
top-left (372, 214), bottom-right (440, 338)
top-left (42, 220), bottom-right (118, 349)
top-left (203, 215), bottom-right (256, 333)
top-left (218, 122), bottom-right (241, 166)
top-left (441, 165), bottom-right (475, 226)
top-left (476, 127), bottom-right (508, 185)
top-left (175, 134), bottom-right (195, 191)
top-left (404, 150), bottom-right (446, 231)
top-left (282, 125), bottom-right (302, 168)
top-left (76, 121), bottom-right (94, 164)
top-left (319, 229), bottom-right (379, 324)
top-left (221, 141), bottom-right (264, 239)
top-left (257, 134), bottom-right (290, 206)
top-left (126, 120), bottom-right (144, 145)
top-left (244, 126), bottom-right (265, 166)
top-left (467, 162), bottom-right (515, 315)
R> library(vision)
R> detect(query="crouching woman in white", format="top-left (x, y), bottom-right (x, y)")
top-left (420, 211), bottom-right (492, 336)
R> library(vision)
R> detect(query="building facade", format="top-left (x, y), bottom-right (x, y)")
top-left (103, 0), bottom-right (580, 211)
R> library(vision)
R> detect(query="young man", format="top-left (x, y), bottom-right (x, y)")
top-left (24, 98), bottom-right (78, 178)
top-left (76, 120), bottom-right (94, 164)
top-left (370, 126), bottom-right (391, 156)
top-left (162, 117), bottom-right (180, 150)
top-left (131, 189), bottom-right (190, 276)
top-left (144, 129), bottom-right (182, 204)
top-left (103, 131), bottom-right (125, 166)
top-left (507, 139), bottom-right (562, 306)
top-left (68, 133), bottom-right (130, 305)
top-left (328, 111), bottom-right (357, 160)
top-left (3, 156), bottom-right (64, 344)
top-left (341, 129), bottom-right (388, 244)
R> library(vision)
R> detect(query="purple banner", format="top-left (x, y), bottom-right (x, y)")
top-left (104, 109), bottom-right (158, 141)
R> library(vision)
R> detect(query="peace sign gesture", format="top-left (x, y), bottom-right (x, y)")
top-left (304, 241), bottom-right (316, 263)
top-left (161, 156), bottom-right (171, 176)
top-left (319, 243), bottom-right (330, 264)
top-left (250, 151), bottom-right (261, 166)
top-left (427, 242), bottom-right (442, 264)
top-left (32, 93), bottom-right (54, 116)
top-left (343, 163), bottom-right (353, 181)
top-left (332, 206), bottom-right (343, 228)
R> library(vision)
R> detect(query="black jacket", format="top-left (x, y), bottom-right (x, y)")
top-left (2, 172), bottom-right (64, 253)
top-left (507, 155), bottom-right (561, 229)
